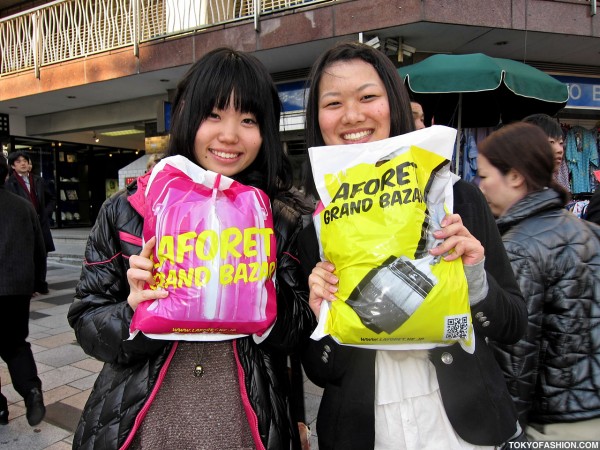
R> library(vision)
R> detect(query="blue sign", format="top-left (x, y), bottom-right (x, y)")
top-left (164, 101), bottom-right (171, 132)
top-left (552, 75), bottom-right (600, 109)
top-left (277, 80), bottom-right (307, 113)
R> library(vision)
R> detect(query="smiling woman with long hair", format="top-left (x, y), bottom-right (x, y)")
top-left (297, 41), bottom-right (527, 450)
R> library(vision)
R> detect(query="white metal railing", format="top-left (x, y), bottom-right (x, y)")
top-left (0, 0), bottom-right (329, 77)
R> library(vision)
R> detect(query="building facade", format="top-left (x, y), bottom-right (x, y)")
top-left (0, 0), bottom-right (599, 225)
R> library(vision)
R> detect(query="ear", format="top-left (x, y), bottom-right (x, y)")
top-left (506, 168), bottom-right (525, 188)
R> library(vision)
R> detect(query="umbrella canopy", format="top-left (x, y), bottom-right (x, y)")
top-left (399, 53), bottom-right (569, 128)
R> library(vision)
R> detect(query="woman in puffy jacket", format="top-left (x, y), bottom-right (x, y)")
top-left (67, 48), bottom-right (315, 450)
top-left (478, 122), bottom-right (600, 441)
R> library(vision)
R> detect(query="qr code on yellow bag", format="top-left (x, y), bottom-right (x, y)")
top-left (443, 314), bottom-right (469, 340)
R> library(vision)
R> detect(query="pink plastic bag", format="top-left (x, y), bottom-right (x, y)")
top-left (130, 156), bottom-right (277, 340)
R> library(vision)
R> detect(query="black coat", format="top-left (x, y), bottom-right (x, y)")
top-left (299, 180), bottom-right (527, 449)
top-left (0, 186), bottom-right (46, 295)
top-left (6, 172), bottom-right (56, 252)
top-left (492, 188), bottom-right (600, 425)
top-left (585, 188), bottom-right (600, 225)
top-left (67, 178), bottom-right (316, 450)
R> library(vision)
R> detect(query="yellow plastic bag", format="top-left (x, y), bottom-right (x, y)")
top-left (309, 126), bottom-right (473, 350)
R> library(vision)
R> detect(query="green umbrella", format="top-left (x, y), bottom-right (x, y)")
top-left (399, 53), bottom-right (568, 128)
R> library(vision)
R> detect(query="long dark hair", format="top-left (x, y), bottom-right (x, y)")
top-left (303, 41), bottom-right (415, 197)
top-left (167, 47), bottom-right (292, 199)
top-left (478, 122), bottom-right (569, 204)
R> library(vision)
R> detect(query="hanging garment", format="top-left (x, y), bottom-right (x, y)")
top-left (461, 128), bottom-right (479, 183)
top-left (554, 158), bottom-right (571, 192)
top-left (565, 126), bottom-right (598, 194)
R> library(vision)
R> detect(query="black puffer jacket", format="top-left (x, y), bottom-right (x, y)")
top-left (492, 188), bottom-right (600, 425)
top-left (67, 178), bottom-right (316, 450)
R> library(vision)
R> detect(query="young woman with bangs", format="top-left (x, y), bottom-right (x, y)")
top-left (68, 48), bottom-right (315, 450)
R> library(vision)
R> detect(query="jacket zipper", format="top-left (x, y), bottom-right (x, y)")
top-left (119, 342), bottom-right (178, 450)
top-left (234, 340), bottom-right (266, 450)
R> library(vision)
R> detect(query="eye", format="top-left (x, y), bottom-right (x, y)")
top-left (242, 115), bottom-right (258, 125)
top-left (320, 98), bottom-right (341, 108)
top-left (208, 111), bottom-right (220, 119)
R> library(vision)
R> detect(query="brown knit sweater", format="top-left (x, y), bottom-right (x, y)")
top-left (130, 340), bottom-right (255, 450)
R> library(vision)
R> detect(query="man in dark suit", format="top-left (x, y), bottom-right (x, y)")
top-left (6, 150), bottom-right (56, 293)
top-left (0, 157), bottom-right (47, 426)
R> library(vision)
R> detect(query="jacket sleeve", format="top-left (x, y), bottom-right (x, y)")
top-left (31, 209), bottom-right (47, 292)
top-left (585, 189), bottom-right (600, 225)
top-left (67, 192), bottom-right (168, 365)
top-left (257, 199), bottom-right (317, 353)
top-left (42, 178), bottom-right (56, 220)
top-left (454, 180), bottom-right (527, 345)
top-left (490, 238), bottom-right (544, 424)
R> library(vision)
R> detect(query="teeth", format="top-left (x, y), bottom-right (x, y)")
top-left (211, 149), bottom-right (239, 159)
top-left (343, 130), bottom-right (372, 141)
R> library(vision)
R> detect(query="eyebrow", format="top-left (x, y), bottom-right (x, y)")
top-left (320, 82), bottom-right (381, 101)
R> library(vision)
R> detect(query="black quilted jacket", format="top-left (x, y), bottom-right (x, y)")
top-left (67, 177), bottom-right (316, 450)
top-left (492, 188), bottom-right (600, 425)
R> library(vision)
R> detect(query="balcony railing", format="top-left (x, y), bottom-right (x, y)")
top-left (0, 0), bottom-right (329, 77)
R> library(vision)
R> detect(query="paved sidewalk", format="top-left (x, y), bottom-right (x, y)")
top-left (0, 229), bottom-right (322, 449)
top-left (0, 261), bottom-right (98, 450)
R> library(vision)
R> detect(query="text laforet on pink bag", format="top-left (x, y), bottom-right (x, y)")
top-left (151, 226), bottom-right (276, 289)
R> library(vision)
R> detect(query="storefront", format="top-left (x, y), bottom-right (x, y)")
top-left (2, 135), bottom-right (142, 228)
top-left (554, 75), bottom-right (600, 199)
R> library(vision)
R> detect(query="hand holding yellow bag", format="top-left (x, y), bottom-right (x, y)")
top-left (309, 126), bottom-right (473, 350)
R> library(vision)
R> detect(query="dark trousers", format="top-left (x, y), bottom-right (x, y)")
top-left (0, 295), bottom-right (42, 400)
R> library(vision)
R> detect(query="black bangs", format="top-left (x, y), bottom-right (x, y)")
top-left (205, 53), bottom-right (272, 126)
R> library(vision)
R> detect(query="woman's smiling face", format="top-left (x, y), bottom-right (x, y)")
top-left (193, 96), bottom-right (262, 177)
top-left (317, 59), bottom-right (391, 146)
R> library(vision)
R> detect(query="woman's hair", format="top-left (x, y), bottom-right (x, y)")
top-left (303, 41), bottom-right (415, 197)
top-left (167, 47), bottom-right (291, 199)
top-left (478, 122), bottom-right (568, 204)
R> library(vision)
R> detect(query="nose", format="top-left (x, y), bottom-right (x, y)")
top-left (342, 101), bottom-right (365, 124)
top-left (218, 120), bottom-right (239, 144)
